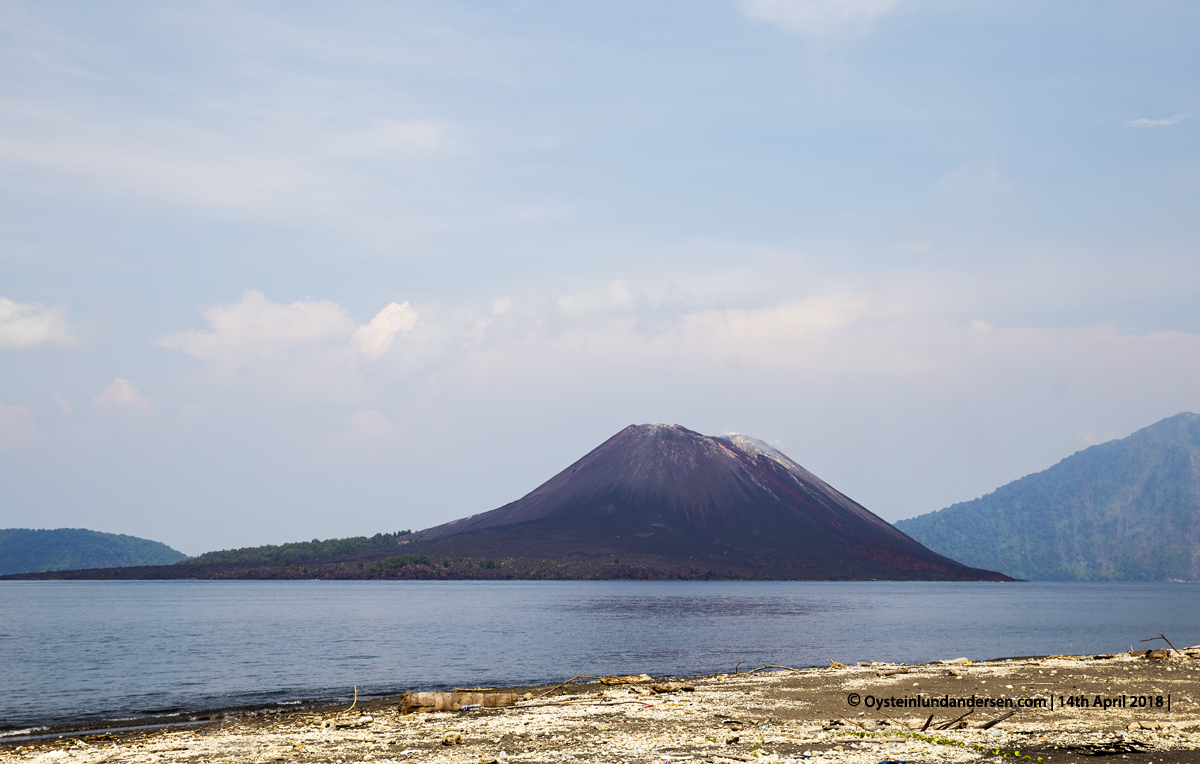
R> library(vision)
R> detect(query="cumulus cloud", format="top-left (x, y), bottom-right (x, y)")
top-left (157, 291), bottom-right (421, 400)
top-left (93, 378), bottom-right (157, 416)
top-left (0, 297), bottom-right (74, 349)
top-left (157, 290), bottom-right (356, 365)
top-left (351, 301), bottom-right (420, 361)
top-left (406, 277), bottom-right (1200, 416)
top-left (0, 405), bottom-right (44, 446)
top-left (1128, 114), bottom-right (1192, 128)
top-left (738, 0), bottom-right (907, 33)
top-left (152, 280), bottom-right (1200, 467)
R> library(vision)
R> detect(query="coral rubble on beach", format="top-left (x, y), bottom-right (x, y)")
top-left (4, 649), bottom-right (1199, 764)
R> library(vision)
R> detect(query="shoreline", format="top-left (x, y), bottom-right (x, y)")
top-left (4, 648), bottom-right (1199, 763)
top-left (0, 652), bottom-right (1101, 742)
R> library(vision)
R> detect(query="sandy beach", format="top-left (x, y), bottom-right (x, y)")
top-left (4, 649), bottom-right (1198, 764)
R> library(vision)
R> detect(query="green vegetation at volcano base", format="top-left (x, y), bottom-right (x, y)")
top-left (180, 531), bottom-right (413, 566)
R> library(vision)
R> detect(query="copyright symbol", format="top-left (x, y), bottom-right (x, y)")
top-left (847, 693), bottom-right (860, 707)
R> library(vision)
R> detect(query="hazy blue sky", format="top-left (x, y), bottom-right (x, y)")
top-left (2, 1), bottom-right (1198, 555)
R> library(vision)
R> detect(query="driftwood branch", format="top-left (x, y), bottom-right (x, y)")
top-left (935, 709), bottom-right (974, 730)
top-left (1140, 632), bottom-right (1179, 652)
top-left (980, 710), bottom-right (1018, 730)
top-left (533, 675), bottom-right (599, 699)
top-left (744, 664), bottom-right (800, 674)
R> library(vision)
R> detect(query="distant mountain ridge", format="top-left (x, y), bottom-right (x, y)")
top-left (0, 528), bottom-right (187, 575)
top-left (895, 413), bottom-right (1200, 581)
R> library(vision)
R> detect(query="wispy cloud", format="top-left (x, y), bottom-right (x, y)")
top-left (1127, 113), bottom-right (1193, 128)
top-left (324, 409), bottom-right (401, 450)
top-left (0, 404), bottom-right (44, 446)
top-left (936, 160), bottom-right (1012, 200)
top-left (0, 297), bottom-right (74, 349)
top-left (737, 0), bottom-right (907, 34)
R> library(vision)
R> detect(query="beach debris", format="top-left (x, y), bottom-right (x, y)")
top-left (935, 709), bottom-right (974, 730)
top-left (744, 664), bottom-right (800, 674)
top-left (399, 691), bottom-right (517, 713)
top-left (724, 732), bottom-right (740, 744)
top-left (940, 657), bottom-right (971, 665)
top-left (1140, 631), bottom-right (1179, 652)
top-left (441, 731), bottom-right (464, 745)
top-left (530, 672), bottom-right (653, 699)
top-left (920, 714), bottom-right (933, 732)
top-left (1064, 738), bottom-right (1151, 756)
top-left (876, 668), bottom-right (910, 677)
top-left (650, 683), bottom-right (695, 694)
top-left (602, 673), bottom-right (654, 685)
top-left (979, 710), bottom-right (1017, 730)
top-left (829, 660), bottom-right (847, 668)
top-left (322, 714), bottom-right (373, 729)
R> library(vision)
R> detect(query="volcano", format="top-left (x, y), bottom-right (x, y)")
top-left (415, 424), bottom-right (1011, 581)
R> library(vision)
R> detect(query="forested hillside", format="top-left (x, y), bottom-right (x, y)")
top-left (180, 531), bottom-right (412, 566)
top-left (0, 528), bottom-right (187, 575)
top-left (895, 413), bottom-right (1200, 581)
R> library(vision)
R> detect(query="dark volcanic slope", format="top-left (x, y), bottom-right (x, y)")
top-left (896, 412), bottom-right (1200, 581)
top-left (418, 424), bottom-right (1009, 580)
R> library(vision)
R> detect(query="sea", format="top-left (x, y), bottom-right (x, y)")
top-left (2, 580), bottom-right (1197, 734)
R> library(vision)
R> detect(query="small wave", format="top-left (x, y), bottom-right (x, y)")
top-left (0, 727), bottom-right (48, 738)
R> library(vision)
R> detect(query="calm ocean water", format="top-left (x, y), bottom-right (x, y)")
top-left (2, 580), bottom-right (1197, 732)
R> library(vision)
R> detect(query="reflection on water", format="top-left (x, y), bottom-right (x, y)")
top-left (568, 594), bottom-right (853, 618)
top-left (1, 580), bottom-right (1197, 730)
